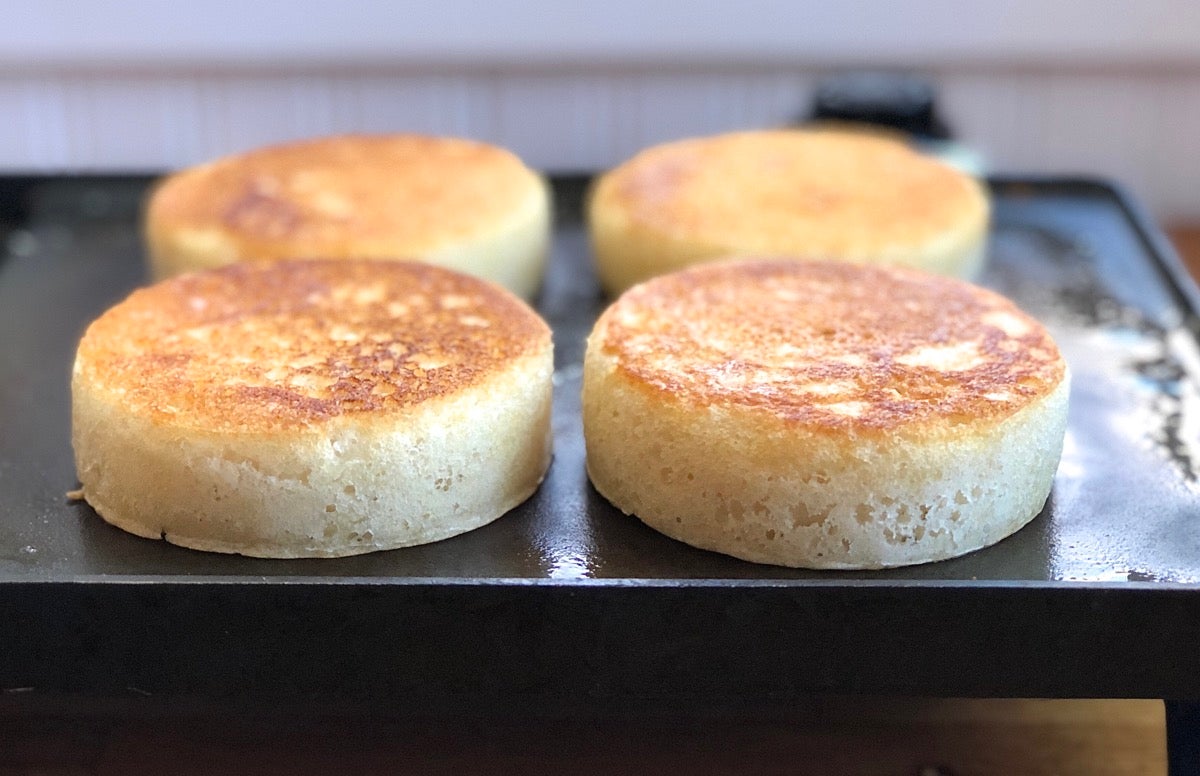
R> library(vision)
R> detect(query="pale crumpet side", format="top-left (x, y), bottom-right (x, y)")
top-left (582, 258), bottom-right (1069, 569)
top-left (145, 134), bottom-right (551, 299)
top-left (72, 259), bottom-right (553, 558)
top-left (588, 128), bottom-right (989, 294)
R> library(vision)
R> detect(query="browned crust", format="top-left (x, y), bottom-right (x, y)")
top-left (591, 129), bottom-right (986, 253)
top-left (146, 134), bottom-right (541, 257)
top-left (74, 259), bottom-right (550, 432)
top-left (592, 258), bottom-right (1066, 435)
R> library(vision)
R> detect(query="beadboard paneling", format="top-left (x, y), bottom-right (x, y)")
top-left (0, 67), bottom-right (1196, 219)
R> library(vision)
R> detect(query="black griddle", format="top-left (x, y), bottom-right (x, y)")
top-left (1, 175), bottom-right (1199, 707)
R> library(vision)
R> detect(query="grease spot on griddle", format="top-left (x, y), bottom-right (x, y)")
top-left (989, 226), bottom-right (1200, 486)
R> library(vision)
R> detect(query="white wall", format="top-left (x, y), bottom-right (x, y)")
top-left (2, 1), bottom-right (1198, 219)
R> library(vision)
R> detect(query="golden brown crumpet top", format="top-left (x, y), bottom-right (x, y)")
top-left (592, 128), bottom-right (987, 258)
top-left (146, 134), bottom-right (541, 258)
top-left (74, 259), bottom-right (550, 433)
top-left (593, 259), bottom-right (1065, 435)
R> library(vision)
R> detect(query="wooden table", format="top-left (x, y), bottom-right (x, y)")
top-left (1170, 227), bottom-right (1200, 281)
top-left (0, 696), bottom-right (1170, 775)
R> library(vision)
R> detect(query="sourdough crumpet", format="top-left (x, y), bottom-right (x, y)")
top-left (582, 258), bottom-right (1068, 569)
top-left (588, 128), bottom-right (989, 294)
top-left (145, 134), bottom-right (551, 298)
top-left (72, 259), bottom-right (553, 558)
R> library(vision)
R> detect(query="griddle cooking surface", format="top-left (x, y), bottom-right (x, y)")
top-left (2, 176), bottom-right (1197, 584)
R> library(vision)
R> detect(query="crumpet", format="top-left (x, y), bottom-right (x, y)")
top-left (588, 128), bottom-right (989, 294)
top-left (145, 134), bottom-right (551, 299)
top-left (72, 259), bottom-right (553, 558)
top-left (582, 258), bottom-right (1068, 569)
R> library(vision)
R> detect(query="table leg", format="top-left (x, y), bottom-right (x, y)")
top-left (1167, 701), bottom-right (1200, 776)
